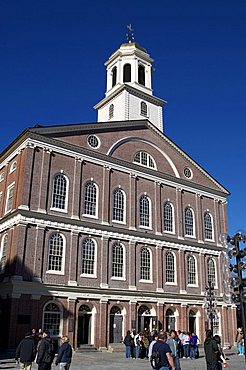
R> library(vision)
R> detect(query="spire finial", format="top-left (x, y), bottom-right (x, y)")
top-left (126, 24), bottom-right (134, 43)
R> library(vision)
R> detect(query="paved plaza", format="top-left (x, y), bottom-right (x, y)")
top-left (0, 349), bottom-right (246, 370)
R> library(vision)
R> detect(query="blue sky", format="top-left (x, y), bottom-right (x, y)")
top-left (0, 0), bottom-right (245, 236)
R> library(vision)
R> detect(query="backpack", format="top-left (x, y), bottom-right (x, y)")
top-left (150, 344), bottom-right (162, 369)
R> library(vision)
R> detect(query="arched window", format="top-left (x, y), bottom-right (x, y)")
top-left (185, 207), bottom-right (194, 236)
top-left (138, 65), bottom-right (145, 86)
top-left (52, 174), bottom-right (68, 210)
top-left (9, 161), bottom-right (17, 173)
top-left (82, 238), bottom-right (96, 275)
top-left (5, 183), bottom-right (14, 213)
top-left (204, 212), bottom-right (213, 240)
top-left (112, 189), bottom-right (125, 222)
top-left (112, 66), bottom-right (117, 87)
top-left (109, 104), bottom-right (114, 120)
top-left (166, 252), bottom-right (175, 283)
top-left (207, 258), bottom-right (216, 285)
top-left (84, 181), bottom-right (98, 216)
top-left (164, 203), bottom-right (174, 232)
top-left (0, 234), bottom-right (8, 273)
top-left (47, 233), bottom-right (64, 272)
top-left (140, 101), bottom-right (147, 117)
top-left (140, 195), bottom-right (151, 227)
top-left (123, 64), bottom-right (131, 82)
top-left (43, 302), bottom-right (61, 336)
top-left (187, 255), bottom-right (196, 285)
top-left (133, 151), bottom-right (156, 169)
top-left (112, 243), bottom-right (124, 278)
top-left (140, 247), bottom-right (151, 280)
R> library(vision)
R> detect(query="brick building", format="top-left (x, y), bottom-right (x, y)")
top-left (0, 41), bottom-right (236, 351)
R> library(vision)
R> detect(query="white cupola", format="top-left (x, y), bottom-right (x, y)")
top-left (94, 41), bottom-right (166, 132)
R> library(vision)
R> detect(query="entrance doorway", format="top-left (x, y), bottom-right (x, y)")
top-left (77, 305), bottom-right (92, 347)
top-left (138, 305), bottom-right (157, 333)
top-left (109, 306), bottom-right (123, 343)
top-left (166, 308), bottom-right (176, 332)
top-left (189, 310), bottom-right (196, 333)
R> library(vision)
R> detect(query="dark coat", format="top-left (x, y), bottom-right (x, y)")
top-left (56, 342), bottom-right (72, 364)
top-left (204, 337), bottom-right (218, 364)
top-left (15, 336), bottom-right (36, 363)
top-left (36, 337), bottom-right (55, 364)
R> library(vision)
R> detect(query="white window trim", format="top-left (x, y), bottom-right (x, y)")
top-left (42, 301), bottom-right (63, 338)
top-left (163, 202), bottom-right (175, 234)
top-left (207, 257), bottom-right (218, 289)
top-left (0, 233), bottom-right (8, 274)
top-left (133, 151), bottom-right (157, 170)
top-left (112, 188), bottom-right (126, 224)
top-left (187, 254), bottom-right (198, 287)
top-left (5, 181), bottom-right (15, 214)
top-left (83, 181), bottom-right (99, 219)
top-left (51, 173), bottom-right (69, 213)
top-left (46, 233), bottom-right (66, 275)
top-left (184, 207), bottom-right (196, 238)
top-left (139, 195), bottom-right (152, 229)
top-left (9, 161), bottom-right (17, 174)
top-left (204, 212), bottom-right (215, 242)
top-left (0, 172), bottom-right (4, 182)
top-left (139, 247), bottom-right (153, 283)
top-left (165, 251), bottom-right (177, 285)
top-left (81, 238), bottom-right (97, 278)
top-left (111, 242), bottom-right (126, 280)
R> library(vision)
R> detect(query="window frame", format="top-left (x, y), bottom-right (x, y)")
top-left (187, 254), bottom-right (197, 286)
top-left (207, 257), bottom-right (217, 288)
top-left (0, 233), bottom-right (8, 274)
top-left (184, 207), bottom-right (195, 238)
top-left (81, 237), bottom-right (97, 278)
top-left (165, 251), bottom-right (176, 285)
top-left (50, 173), bottom-right (69, 213)
top-left (42, 302), bottom-right (62, 337)
top-left (83, 180), bottom-right (99, 219)
top-left (139, 194), bottom-right (152, 229)
top-left (112, 188), bottom-right (126, 224)
top-left (133, 151), bottom-right (156, 170)
top-left (5, 182), bottom-right (15, 214)
top-left (111, 242), bottom-right (125, 280)
top-left (140, 247), bottom-right (152, 283)
top-left (163, 202), bottom-right (175, 234)
top-left (46, 233), bottom-right (65, 275)
top-left (204, 212), bottom-right (214, 241)
top-left (140, 101), bottom-right (148, 117)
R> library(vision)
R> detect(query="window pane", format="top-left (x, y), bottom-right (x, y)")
top-left (140, 195), bottom-right (150, 227)
top-left (185, 208), bottom-right (194, 236)
top-left (52, 174), bottom-right (67, 209)
top-left (43, 303), bottom-right (61, 336)
top-left (48, 234), bottom-right (64, 271)
top-left (140, 247), bottom-right (150, 280)
top-left (112, 243), bottom-right (124, 278)
top-left (82, 238), bottom-right (95, 275)
top-left (204, 213), bottom-right (213, 239)
top-left (0, 234), bottom-right (8, 273)
top-left (112, 189), bottom-right (124, 222)
top-left (133, 151), bottom-right (156, 169)
top-left (166, 252), bottom-right (175, 282)
top-left (187, 255), bottom-right (196, 284)
top-left (6, 185), bottom-right (14, 212)
top-left (207, 258), bottom-right (216, 285)
top-left (164, 203), bottom-right (173, 232)
top-left (84, 182), bottom-right (97, 216)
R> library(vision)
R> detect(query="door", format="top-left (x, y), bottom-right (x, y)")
top-left (77, 314), bottom-right (91, 346)
top-left (110, 314), bottom-right (123, 343)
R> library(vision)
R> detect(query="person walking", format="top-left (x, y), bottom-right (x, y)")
top-left (55, 336), bottom-right (72, 370)
top-left (151, 332), bottom-right (176, 370)
top-left (167, 330), bottom-right (181, 370)
top-left (213, 335), bottom-right (227, 370)
top-left (36, 330), bottom-right (55, 370)
top-left (204, 329), bottom-right (218, 370)
top-left (189, 332), bottom-right (198, 360)
top-left (15, 332), bottom-right (37, 370)
top-left (236, 329), bottom-right (244, 355)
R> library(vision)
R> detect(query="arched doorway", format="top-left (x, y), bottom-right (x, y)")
top-left (166, 308), bottom-right (176, 332)
top-left (189, 309), bottom-right (197, 333)
top-left (109, 306), bottom-right (123, 343)
top-left (77, 304), bottom-right (92, 347)
top-left (138, 305), bottom-right (157, 333)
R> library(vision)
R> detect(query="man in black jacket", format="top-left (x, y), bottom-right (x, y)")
top-left (36, 330), bottom-right (55, 370)
top-left (15, 332), bottom-right (37, 370)
top-left (204, 329), bottom-right (218, 370)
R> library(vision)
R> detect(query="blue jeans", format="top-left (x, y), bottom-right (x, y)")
top-left (183, 344), bottom-right (190, 357)
top-left (190, 346), bottom-right (196, 359)
top-left (173, 355), bottom-right (181, 369)
top-left (134, 346), bottom-right (140, 358)
top-left (125, 346), bottom-right (131, 358)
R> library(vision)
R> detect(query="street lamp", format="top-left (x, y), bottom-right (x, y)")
top-left (226, 231), bottom-right (246, 362)
top-left (204, 280), bottom-right (218, 335)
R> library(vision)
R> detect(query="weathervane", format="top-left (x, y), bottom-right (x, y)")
top-left (126, 24), bottom-right (134, 43)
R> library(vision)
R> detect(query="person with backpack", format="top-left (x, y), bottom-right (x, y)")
top-left (36, 330), bottom-right (55, 370)
top-left (55, 336), bottom-right (73, 370)
top-left (123, 330), bottom-right (133, 358)
top-left (15, 332), bottom-right (37, 370)
top-left (150, 332), bottom-right (176, 370)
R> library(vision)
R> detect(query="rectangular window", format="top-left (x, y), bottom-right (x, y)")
top-left (5, 184), bottom-right (14, 213)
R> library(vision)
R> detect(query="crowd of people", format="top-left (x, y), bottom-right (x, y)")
top-left (123, 328), bottom-right (242, 370)
top-left (15, 329), bottom-right (72, 370)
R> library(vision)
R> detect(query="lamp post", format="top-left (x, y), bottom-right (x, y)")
top-left (226, 232), bottom-right (246, 362)
top-left (205, 280), bottom-right (218, 334)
